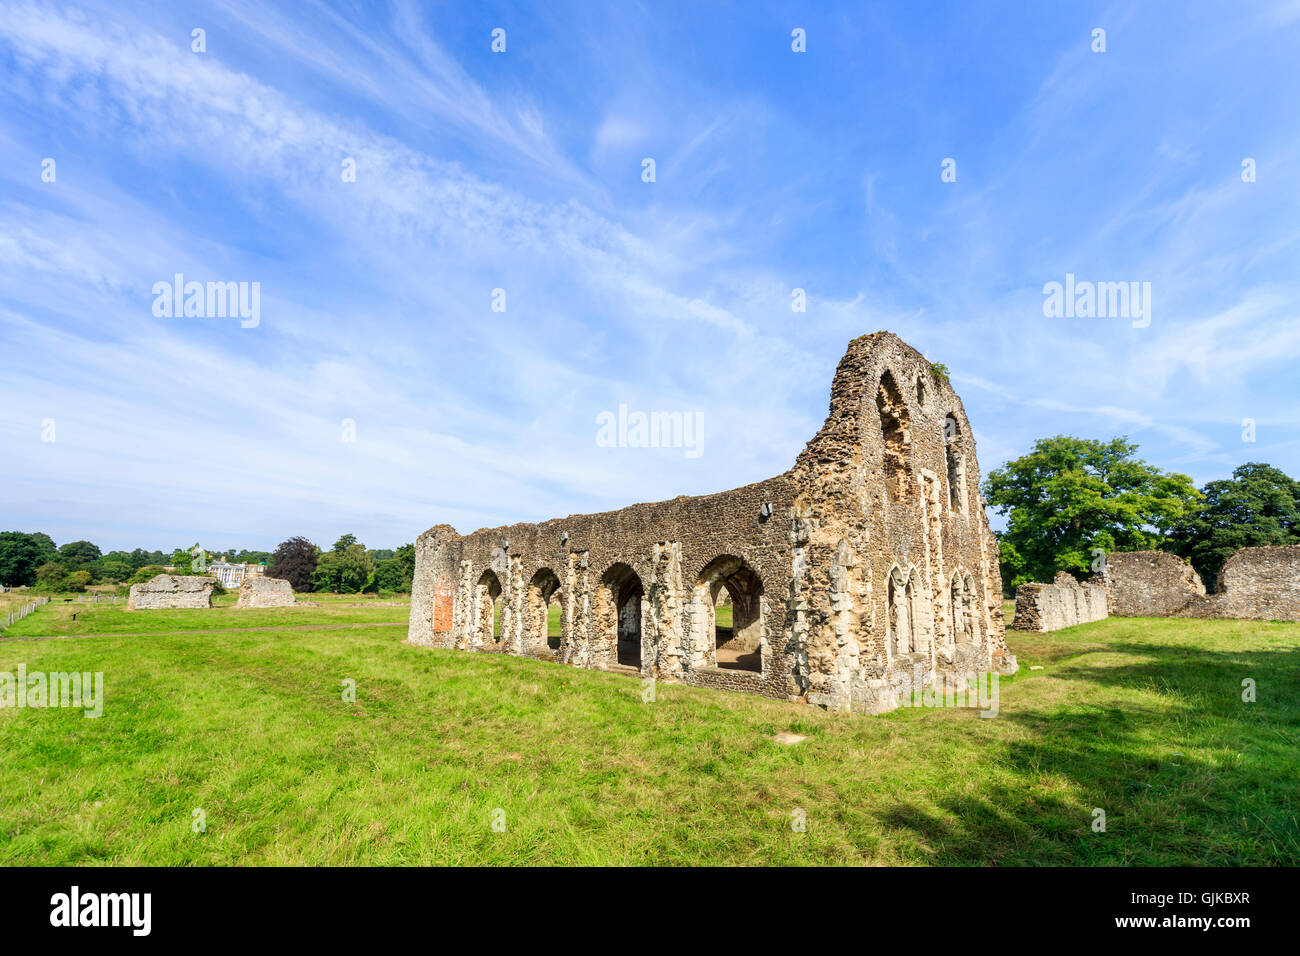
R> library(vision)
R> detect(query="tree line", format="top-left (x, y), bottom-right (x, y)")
top-left (5, 439), bottom-right (1292, 599)
top-left (0, 532), bottom-right (415, 595)
top-left (983, 437), bottom-right (1300, 594)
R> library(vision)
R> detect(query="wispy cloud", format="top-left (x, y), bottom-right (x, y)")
top-left (1, 0), bottom-right (1297, 552)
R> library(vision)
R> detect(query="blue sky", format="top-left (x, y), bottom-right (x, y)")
top-left (2, 0), bottom-right (1298, 553)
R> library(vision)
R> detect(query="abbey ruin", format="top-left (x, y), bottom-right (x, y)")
top-left (1013, 546), bottom-right (1300, 631)
top-left (407, 332), bottom-right (1018, 714)
top-left (127, 573), bottom-right (216, 610)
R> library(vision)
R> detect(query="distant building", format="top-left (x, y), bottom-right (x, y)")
top-left (209, 561), bottom-right (267, 589)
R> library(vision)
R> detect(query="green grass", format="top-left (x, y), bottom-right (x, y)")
top-left (493, 605), bottom-right (564, 638)
top-left (0, 609), bottom-right (1296, 865)
top-left (2, 599), bottom-right (408, 638)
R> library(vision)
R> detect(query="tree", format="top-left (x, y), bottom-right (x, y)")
top-left (0, 531), bottom-right (58, 587)
top-left (313, 543), bottom-right (374, 593)
top-left (64, 570), bottom-right (92, 592)
top-left (128, 548), bottom-right (166, 569)
top-left (35, 561), bottom-right (67, 587)
top-left (1169, 462), bottom-right (1300, 586)
top-left (99, 559), bottom-right (133, 583)
top-left (332, 533), bottom-right (358, 553)
top-left (129, 565), bottom-right (168, 584)
top-left (268, 537), bottom-right (319, 592)
top-left (982, 436), bottom-right (1201, 591)
top-left (58, 540), bottom-right (102, 566)
top-left (373, 543), bottom-right (416, 593)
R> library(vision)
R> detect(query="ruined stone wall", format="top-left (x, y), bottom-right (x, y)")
top-left (1011, 572), bottom-right (1108, 632)
top-left (1100, 546), bottom-right (1300, 621)
top-left (236, 576), bottom-right (296, 608)
top-left (1101, 550), bottom-right (1204, 617)
top-left (127, 574), bottom-right (216, 610)
top-left (407, 331), bottom-right (1017, 715)
top-left (1175, 545), bottom-right (1300, 622)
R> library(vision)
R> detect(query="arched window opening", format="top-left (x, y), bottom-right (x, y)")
top-left (945, 414), bottom-right (966, 514)
top-left (877, 371), bottom-right (913, 504)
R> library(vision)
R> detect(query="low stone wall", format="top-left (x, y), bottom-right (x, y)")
top-left (1102, 550), bottom-right (1205, 617)
top-left (1176, 545), bottom-right (1300, 622)
top-left (236, 576), bottom-right (296, 608)
top-left (127, 574), bottom-right (216, 610)
top-left (1012, 572), bottom-right (1108, 632)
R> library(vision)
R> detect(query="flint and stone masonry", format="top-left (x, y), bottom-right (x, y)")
top-left (236, 575), bottom-right (296, 608)
top-left (1101, 550), bottom-right (1205, 617)
top-left (127, 574), bottom-right (216, 610)
top-left (407, 332), bottom-right (1018, 714)
top-left (1104, 546), bottom-right (1300, 622)
top-left (1011, 572), bottom-right (1108, 632)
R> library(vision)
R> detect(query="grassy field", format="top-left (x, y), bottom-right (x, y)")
top-left (1, 594), bottom-right (409, 638)
top-left (0, 600), bottom-right (1296, 865)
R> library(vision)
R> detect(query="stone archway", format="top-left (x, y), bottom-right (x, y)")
top-left (473, 568), bottom-right (503, 649)
top-left (525, 567), bottom-right (562, 657)
top-left (594, 563), bottom-right (644, 671)
top-left (693, 555), bottom-right (764, 673)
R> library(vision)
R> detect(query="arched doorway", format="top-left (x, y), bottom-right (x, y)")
top-left (595, 563), bottom-right (643, 670)
top-left (695, 555), bottom-right (764, 673)
top-left (525, 567), bottom-right (562, 657)
top-left (473, 568), bottom-right (503, 648)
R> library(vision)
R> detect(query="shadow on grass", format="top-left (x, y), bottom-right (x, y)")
top-left (874, 639), bottom-right (1300, 865)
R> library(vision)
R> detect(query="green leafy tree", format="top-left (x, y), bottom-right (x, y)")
top-left (64, 570), bottom-right (92, 592)
top-left (35, 561), bottom-right (67, 587)
top-left (128, 548), bottom-right (166, 569)
top-left (268, 537), bottom-right (319, 592)
top-left (169, 545), bottom-right (209, 574)
top-left (313, 543), bottom-right (374, 593)
top-left (0, 531), bottom-right (59, 587)
top-left (129, 564), bottom-right (168, 584)
top-left (332, 533), bottom-right (358, 553)
top-left (983, 436), bottom-right (1201, 591)
top-left (373, 543), bottom-right (416, 593)
top-left (98, 559), bottom-right (133, 583)
top-left (1169, 462), bottom-right (1300, 586)
top-left (58, 540), bottom-right (102, 566)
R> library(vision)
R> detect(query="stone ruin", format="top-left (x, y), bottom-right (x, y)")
top-left (1101, 550), bottom-right (1205, 617)
top-left (1104, 546), bottom-right (1300, 622)
top-left (236, 576), bottom-right (296, 608)
top-left (1011, 545), bottom-right (1300, 630)
top-left (407, 332), bottom-right (1018, 715)
top-left (1011, 572), bottom-right (1108, 632)
top-left (127, 574), bottom-right (216, 610)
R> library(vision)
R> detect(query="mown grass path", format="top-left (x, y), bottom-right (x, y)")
top-left (0, 610), bottom-right (1296, 865)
